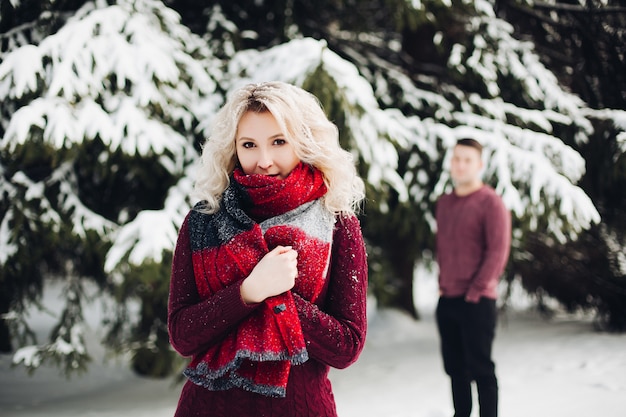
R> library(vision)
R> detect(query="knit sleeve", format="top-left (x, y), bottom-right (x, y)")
top-left (465, 192), bottom-right (512, 303)
top-left (167, 212), bottom-right (260, 357)
top-left (293, 214), bottom-right (368, 369)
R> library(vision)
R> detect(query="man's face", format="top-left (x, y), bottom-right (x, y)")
top-left (450, 144), bottom-right (483, 187)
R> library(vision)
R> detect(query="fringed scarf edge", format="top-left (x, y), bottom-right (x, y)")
top-left (183, 349), bottom-right (310, 397)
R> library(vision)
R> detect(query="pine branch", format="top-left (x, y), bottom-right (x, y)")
top-left (533, 1), bottom-right (626, 14)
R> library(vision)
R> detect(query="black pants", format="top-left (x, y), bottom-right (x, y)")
top-left (436, 296), bottom-right (498, 417)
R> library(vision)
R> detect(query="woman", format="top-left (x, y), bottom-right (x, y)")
top-left (168, 81), bottom-right (368, 416)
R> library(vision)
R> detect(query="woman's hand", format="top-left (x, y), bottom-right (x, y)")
top-left (240, 246), bottom-right (298, 304)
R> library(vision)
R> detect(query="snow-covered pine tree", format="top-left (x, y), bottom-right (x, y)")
top-left (0, 0), bottom-right (220, 375)
top-left (496, 0), bottom-right (626, 329)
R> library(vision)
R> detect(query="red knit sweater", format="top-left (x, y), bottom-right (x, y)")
top-left (168, 213), bottom-right (368, 417)
top-left (435, 185), bottom-right (511, 302)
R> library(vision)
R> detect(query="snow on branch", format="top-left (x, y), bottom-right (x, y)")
top-left (0, 0), bottom-right (215, 164)
top-left (104, 170), bottom-right (193, 274)
top-left (104, 210), bottom-right (177, 274)
top-left (451, 2), bottom-right (592, 143)
top-left (11, 171), bottom-right (62, 227)
top-left (0, 209), bottom-right (18, 265)
top-left (1, 96), bottom-right (192, 173)
top-left (582, 107), bottom-right (626, 158)
top-left (50, 162), bottom-right (117, 238)
top-left (0, 164), bottom-right (19, 264)
top-left (0, 45), bottom-right (44, 98)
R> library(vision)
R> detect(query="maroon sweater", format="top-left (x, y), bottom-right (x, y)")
top-left (435, 185), bottom-right (511, 302)
top-left (168, 213), bottom-right (368, 417)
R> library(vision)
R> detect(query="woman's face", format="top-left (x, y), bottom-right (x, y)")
top-left (235, 111), bottom-right (300, 179)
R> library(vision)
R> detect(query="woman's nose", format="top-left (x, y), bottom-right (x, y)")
top-left (257, 151), bottom-right (273, 169)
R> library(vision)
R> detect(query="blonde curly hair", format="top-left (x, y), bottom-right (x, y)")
top-left (193, 81), bottom-right (365, 215)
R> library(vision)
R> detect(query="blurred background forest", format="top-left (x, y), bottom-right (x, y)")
top-left (1, 0), bottom-right (625, 378)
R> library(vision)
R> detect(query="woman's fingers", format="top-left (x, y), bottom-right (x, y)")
top-left (240, 246), bottom-right (298, 304)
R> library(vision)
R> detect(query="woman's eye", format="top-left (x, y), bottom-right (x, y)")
top-left (273, 138), bottom-right (286, 146)
top-left (241, 141), bottom-right (255, 149)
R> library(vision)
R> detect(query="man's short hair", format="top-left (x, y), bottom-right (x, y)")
top-left (456, 138), bottom-right (483, 154)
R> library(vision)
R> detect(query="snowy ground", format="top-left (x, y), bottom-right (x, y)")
top-left (1, 273), bottom-right (625, 417)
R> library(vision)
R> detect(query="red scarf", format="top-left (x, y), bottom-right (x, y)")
top-left (184, 163), bottom-right (334, 397)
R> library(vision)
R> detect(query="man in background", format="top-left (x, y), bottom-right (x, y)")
top-left (435, 138), bottom-right (511, 417)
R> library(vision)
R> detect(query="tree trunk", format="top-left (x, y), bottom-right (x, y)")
top-left (386, 235), bottom-right (420, 320)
